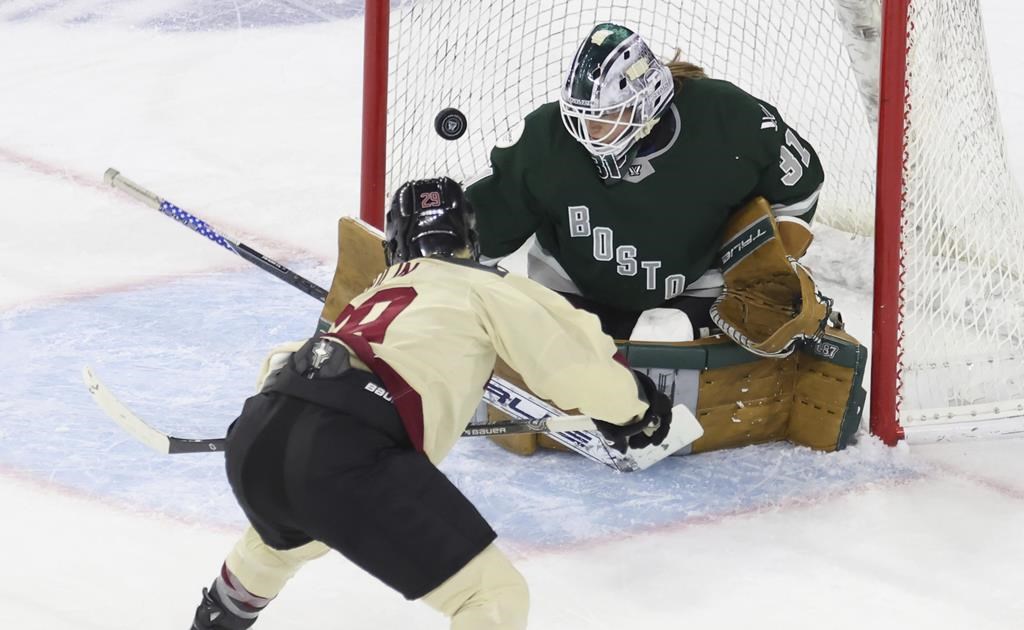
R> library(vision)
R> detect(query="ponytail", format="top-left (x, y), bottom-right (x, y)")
top-left (665, 48), bottom-right (707, 90)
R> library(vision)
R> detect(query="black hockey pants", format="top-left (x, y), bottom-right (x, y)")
top-left (223, 387), bottom-right (496, 600)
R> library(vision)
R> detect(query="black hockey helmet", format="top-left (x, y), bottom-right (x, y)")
top-left (384, 177), bottom-right (480, 265)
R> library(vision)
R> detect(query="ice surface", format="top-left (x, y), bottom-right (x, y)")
top-left (2, 2), bottom-right (1023, 628)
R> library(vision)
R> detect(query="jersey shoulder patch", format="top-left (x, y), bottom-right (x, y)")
top-left (757, 103), bottom-right (778, 131)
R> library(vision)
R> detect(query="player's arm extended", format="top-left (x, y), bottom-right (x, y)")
top-left (472, 274), bottom-right (648, 425)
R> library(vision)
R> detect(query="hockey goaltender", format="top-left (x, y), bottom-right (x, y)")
top-left (316, 193), bottom-right (866, 461)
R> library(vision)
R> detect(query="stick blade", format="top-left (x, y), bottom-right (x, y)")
top-left (623, 404), bottom-right (704, 471)
top-left (82, 366), bottom-right (171, 454)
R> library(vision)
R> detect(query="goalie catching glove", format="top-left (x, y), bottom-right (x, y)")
top-left (710, 197), bottom-right (833, 358)
top-left (592, 370), bottom-right (673, 454)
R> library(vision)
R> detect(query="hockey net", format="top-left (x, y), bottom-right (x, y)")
top-left (366, 0), bottom-right (1024, 443)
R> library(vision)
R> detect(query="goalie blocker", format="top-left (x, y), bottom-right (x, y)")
top-left (319, 202), bottom-right (864, 458)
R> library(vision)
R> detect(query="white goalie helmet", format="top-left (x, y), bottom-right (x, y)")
top-left (559, 23), bottom-right (675, 179)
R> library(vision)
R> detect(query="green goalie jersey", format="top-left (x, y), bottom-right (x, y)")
top-left (466, 77), bottom-right (824, 311)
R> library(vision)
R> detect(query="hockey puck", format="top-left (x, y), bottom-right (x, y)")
top-left (435, 107), bottom-right (468, 140)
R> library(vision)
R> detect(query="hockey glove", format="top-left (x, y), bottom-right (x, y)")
top-left (710, 197), bottom-right (832, 358)
top-left (593, 371), bottom-right (673, 454)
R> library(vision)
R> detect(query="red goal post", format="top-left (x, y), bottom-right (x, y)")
top-left (873, 0), bottom-right (911, 445)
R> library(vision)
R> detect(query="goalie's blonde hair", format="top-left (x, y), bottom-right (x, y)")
top-left (665, 49), bottom-right (707, 90)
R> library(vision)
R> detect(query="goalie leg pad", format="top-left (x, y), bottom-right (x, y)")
top-left (498, 328), bottom-right (865, 456)
top-left (687, 331), bottom-right (865, 452)
top-left (318, 217), bottom-right (388, 331)
top-left (689, 350), bottom-right (795, 453)
top-left (486, 403), bottom-right (538, 456)
top-left (789, 328), bottom-right (867, 451)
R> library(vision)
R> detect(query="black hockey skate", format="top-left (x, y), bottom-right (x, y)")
top-left (191, 586), bottom-right (258, 630)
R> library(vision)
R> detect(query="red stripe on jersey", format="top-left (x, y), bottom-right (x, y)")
top-left (340, 331), bottom-right (426, 451)
top-left (328, 287), bottom-right (426, 452)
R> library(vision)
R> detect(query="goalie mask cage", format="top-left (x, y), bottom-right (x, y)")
top-left (360, 0), bottom-right (1024, 445)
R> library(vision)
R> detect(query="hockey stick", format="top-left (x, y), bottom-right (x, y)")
top-left (98, 170), bottom-right (703, 470)
top-left (104, 168), bottom-right (327, 302)
top-left (83, 366), bottom-right (699, 464)
top-left (482, 372), bottom-right (703, 471)
top-left (84, 366), bottom-right (224, 454)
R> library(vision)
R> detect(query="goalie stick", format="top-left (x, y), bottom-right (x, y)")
top-left (100, 169), bottom-right (703, 471)
top-left (83, 367), bottom-right (702, 469)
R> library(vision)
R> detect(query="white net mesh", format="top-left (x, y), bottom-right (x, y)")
top-left (385, 0), bottom-right (877, 231)
top-left (897, 0), bottom-right (1024, 428)
top-left (381, 0), bottom-right (1024, 434)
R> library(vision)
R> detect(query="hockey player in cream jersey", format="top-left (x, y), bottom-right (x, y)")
top-left (190, 178), bottom-right (675, 630)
